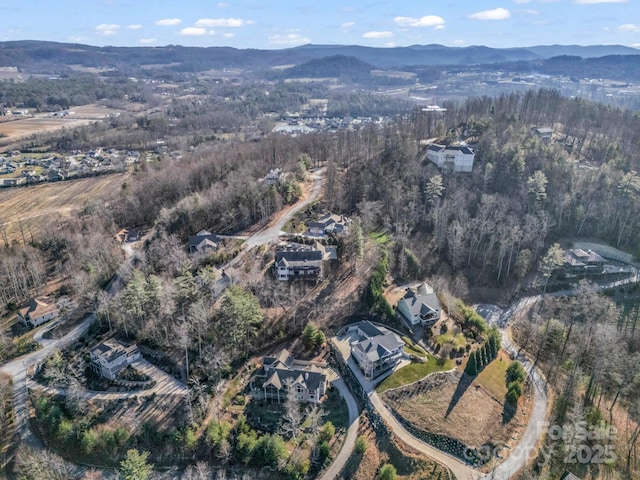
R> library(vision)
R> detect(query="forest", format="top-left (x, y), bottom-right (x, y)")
top-left (3, 84), bottom-right (640, 478)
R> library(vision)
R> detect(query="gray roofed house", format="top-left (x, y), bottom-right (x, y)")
top-left (307, 213), bottom-right (350, 236)
top-left (396, 283), bottom-right (441, 326)
top-left (563, 248), bottom-right (605, 276)
top-left (90, 339), bottom-right (141, 380)
top-left (262, 349), bottom-right (328, 403)
top-left (426, 144), bottom-right (475, 172)
top-left (348, 321), bottom-right (405, 380)
top-left (532, 126), bottom-right (554, 143)
top-left (274, 242), bottom-right (331, 281)
top-left (188, 229), bottom-right (221, 254)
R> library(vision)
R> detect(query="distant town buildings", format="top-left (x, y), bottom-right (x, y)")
top-left (426, 144), bottom-right (475, 172)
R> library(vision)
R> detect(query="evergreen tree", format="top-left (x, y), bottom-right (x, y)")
top-left (465, 350), bottom-right (478, 375)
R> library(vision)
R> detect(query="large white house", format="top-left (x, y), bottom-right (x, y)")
top-left (396, 283), bottom-right (441, 326)
top-left (426, 144), bottom-right (475, 172)
top-left (90, 339), bottom-right (141, 380)
top-left (349, 321), bottom-right (405, 380)
top-left (262, 349), bottom-right (328, 404)
top-left (18, 298), bottom-right (58, 328)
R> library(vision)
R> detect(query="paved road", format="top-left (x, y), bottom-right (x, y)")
top-left (224, 168), bottom-right (325, 270)
top-left (319, 377), bottom-right (360, 480)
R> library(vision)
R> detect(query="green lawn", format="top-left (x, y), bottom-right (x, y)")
top-left (474, 351), bottom-right (509, 399)
top-left (401, 336), bottom-right (428, 358)
top-left (376, 356), bottom-right (452, 393)
top-left (368, 231), bottom-right (389, 245)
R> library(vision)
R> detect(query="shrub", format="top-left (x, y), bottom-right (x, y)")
top-left (506, 361), bottom-right (525, 384)
top-left (318, 421), bottom-right (335, 443)
top-left (355, 436), bottom-right (367, 454)
top-left (379, 464), bottom-right (397, 480)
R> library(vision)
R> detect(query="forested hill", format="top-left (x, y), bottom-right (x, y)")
top-left (0, 40), bottom-right (638, 73)
top-left (279, 55), bottom-right (375, 79)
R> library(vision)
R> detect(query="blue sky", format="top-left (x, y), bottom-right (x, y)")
top-left (1, 0), bottom-right (639, 49)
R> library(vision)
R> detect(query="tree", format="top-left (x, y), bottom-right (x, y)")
top-left (425, 174), bottom-right (444, 207)
top-left (506, 361), bottom-right (526, 384)
top-left (119, 449), bottom-right (153, 480)
top-left (218, 285), bottom-right (263, 355)
top-left (280, 379), bottom-right (303, 440)
top-left (465, 350), bottom-right (478, 376)
top-left (527, 170), bottom-right (548, 203)
top-left (539, 243), bottom-right (564, 293)
top-left (379, 463), bottom-right (397, 480)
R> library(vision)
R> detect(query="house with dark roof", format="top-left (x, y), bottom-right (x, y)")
top-left (532, 126), bottom-right (553, 143)
top-left (188, 229), bottom-right (221, 254)
top-left (18, 298), bottom-right (58, 328)
top-left (307, 213), bottom-right (350, 237)
top-left (563, 248), bottom-right (605, 276)
top-left (262, 349), bottom-right (328, 403)
top-left (274, 242), bottom-right (331, 281)
top-left (90, 339), bottom-right (141, 380)
top-left (396, 283), bottom-right (441, 326)
top-left (348, 321), bottom-right (405, 380)
top-left (426, 144), bottom-right (475, 172)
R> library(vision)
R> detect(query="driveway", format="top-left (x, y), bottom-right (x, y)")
top-left (331, 334), bottom-right (481, 480)
top-left (319, 375), bottom-right (360, 480)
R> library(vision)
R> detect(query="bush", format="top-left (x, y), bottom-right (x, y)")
top-left (355, 436), bottom-right (367, 454)
top-left (318, 421), bottom-right (335, 444)
top-left (506, 361), bottom-right (525, 384)
top-left (379, 463), bottom-right (397, 480)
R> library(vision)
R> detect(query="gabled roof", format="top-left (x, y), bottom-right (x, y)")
top-left (353, 321), bottom-right (404, 362)
top-left (19, 298), bottom-right (57, 319)
top-left (91, 339), bottom-right (139, 364)
top-left (263, 368), bottom-right (326, 392)
top-left (188, 231), bottom-right (220, 249)
top-left (399, 284), bottom-right (441, 318)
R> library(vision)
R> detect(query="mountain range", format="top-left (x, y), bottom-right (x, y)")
top-left (0, 40), bottom-right (638, 74)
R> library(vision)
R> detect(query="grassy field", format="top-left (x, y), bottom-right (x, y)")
top-left (0, 173), bottom-right (128, 243)
top-left (376, 356), bottom-right (452, 393)
top-left (475, 351), bottom-right (510, 399)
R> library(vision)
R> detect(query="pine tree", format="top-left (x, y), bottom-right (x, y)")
top-left (465, 350), bottom-right (478, 376)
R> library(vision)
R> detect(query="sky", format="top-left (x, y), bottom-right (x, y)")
top-left (0, 0), bottom-right (639, 50)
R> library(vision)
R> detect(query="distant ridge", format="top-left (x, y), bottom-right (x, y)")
top-left (0, 40), bottom-right (638, 73)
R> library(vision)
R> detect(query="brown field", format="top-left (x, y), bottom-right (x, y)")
top-left (382, 351), bottom-right (533, 461)
top-left (0, 104), bottom-right (127, 149)
top-left (0, 173), bottom-right (129, 242)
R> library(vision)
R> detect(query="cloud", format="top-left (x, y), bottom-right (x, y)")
top-left (69, 36), bottom-right (90, 43)
top-left (95, 24), bottom-right (120, 36)
top-left (385, 42), bottom-right (397, 47)
top-left (362, 31), bottom-right (394, 39)
top-left (223, 32), bottom-right (234, 38)
top-left (127, 24), bottom-right (142, 30)
top-left (575, 0), bottom-right (628, 3)
top-left (268, 33), bottom-right (311, 45)
top-left (217, 2), bottom-right (229, 6)
top-left (180, 27), bottom-right (208, 36)
top-left (521, 9), bottom-right (540, 14)
top-left (139, 38), bottom-right (157, 44)
top-left (616, 23), bottom-right (640, 32)
top-left (342, 21), bottom-right (355, 28)
top-left (155, 18), bottom-right (182, 26)
top-left (394, 15), bottom-right (445, 28)
top-left (195, 18), bottom-right (253, 27)
top-left (467, 8), bottom-right (512, 20)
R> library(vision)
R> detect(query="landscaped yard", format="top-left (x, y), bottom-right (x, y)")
top-left (401, 336), bottom-right (428, 358)
top-left (376, 356), bottom-right (452, 393)
top-left (381, 350), bottom-right (533, 464)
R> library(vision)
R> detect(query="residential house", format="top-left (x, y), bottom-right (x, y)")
top-left (263, 168), bottom-right (283, 185)
top-left (307, 213), bottom-right (350, 236)
top-left (426, 144), bottom-right (475, 172)
top-left (262, 349), bottom-right (328, 404)
top-left (563, 249), bottom-right (605, 276)
top-left (90, 339), bottom-right (141, 380)
top-left (396, 283), bottom-right (441, 326)
top-left (18, 298), bottom-right (58, 328)
top-left (532, 127), bottom-right (553, 143)
top-left (187, 229), bottom-right (221, 254)
top-left (274, 242), bottom-right (331, 281)
top-left (114, 228), bottom-right (144, 243)
top-left (348, 321), bottom-right (405, 380)
top-left (560, 472), bottom-right (581, 480)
